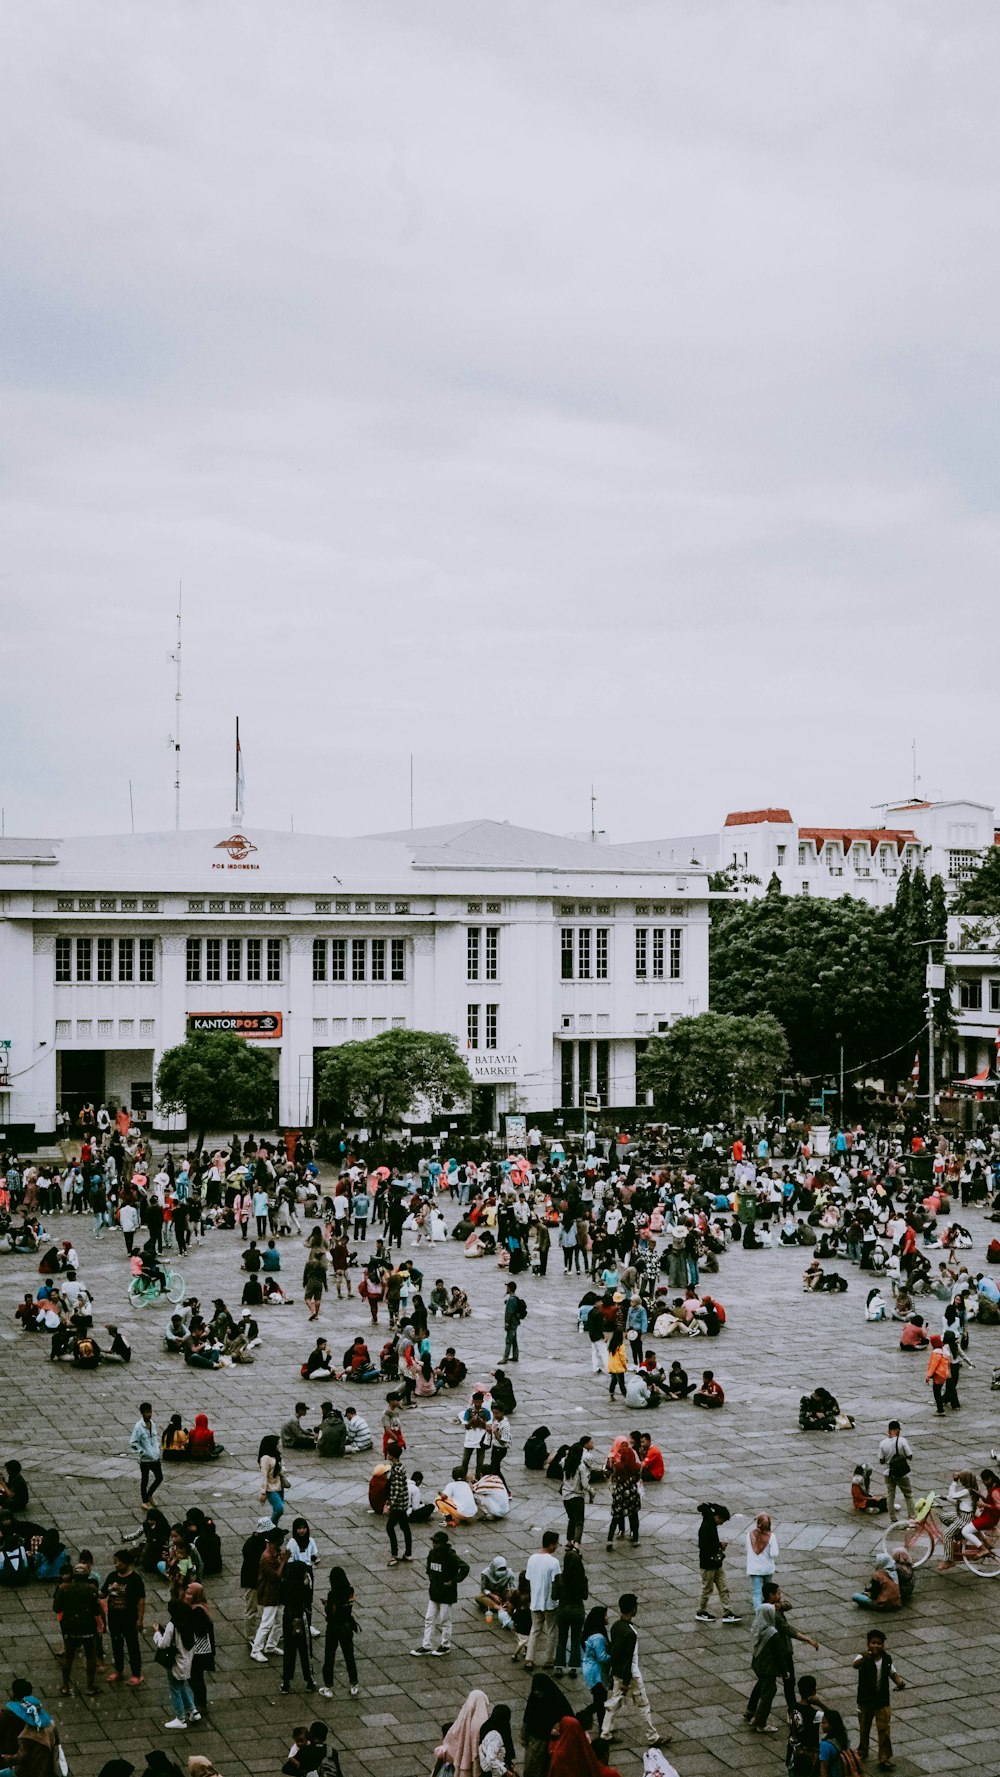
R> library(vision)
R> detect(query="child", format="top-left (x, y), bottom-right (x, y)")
top-left (382, 1395), bottom-right (406, 1457)
top-left (692, 1370), bottom-right (724, 1409)
top-left (851, 1464), bottom-right (888, 1514)
top-left (508, 1576), bottom-right (532, 1663)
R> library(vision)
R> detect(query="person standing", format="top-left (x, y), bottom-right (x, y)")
top-left (100, 1548), bottom-right (146, 1686)
top-left (240, 1515), bottom-right (274, 1647)
top-left (410, 1529), bottom-right (469, 1657)
top-left (279, 1558), bottom-right (316, 1694)
top-left (55, 1564), bottom-right (104, 1697)
top-left (318, 1566), bottom-right (360, 1698)
top-left (606, 1436), bottom-right (642, 1549)
top-left (695, 1502), bottom-right (740, 1623)
top-left (250, 1529), bottom-right (287, 1661)
top-left (744, 1513), bottom-right (779, 1611)
top-left (152, 1600), bottom-right (200, 1728)
top-left (524, 1530), bottom-right (561, 1671)
top-left (502, 1282), bottom-right (526, 1363)
top-left (601, 1592), bottom-right (662, 1748)
top-left (745, 1582), bottom-right (818, 1735)
top-left (877, 1422), bottom-right (915, 1521)
top-left (925, 1337), bottom-right (953, 1415)
top-left (560, 1437), bottom-right (596, 1545)
top-left (854, 1629), bottom-right (906, 1770)
top-left (129, 1402), bottom-right (162, 1508)
top-left (554, 1541), bottom-right (588, 1678)
top-left (385, 1444), bottom-right (413, 1567)
top-left (487, 1407), bottom-right (512, 1476)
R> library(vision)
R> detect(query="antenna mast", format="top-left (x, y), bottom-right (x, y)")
top-left (168, 586), bottom-right (182, 830)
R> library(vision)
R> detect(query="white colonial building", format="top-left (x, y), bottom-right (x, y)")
top-left (0, 820), bottom-right (714, 1142)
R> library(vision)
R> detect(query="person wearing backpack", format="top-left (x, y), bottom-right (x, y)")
top-left (502, 1282), bottom-right (526, 1363)
top-left (877, 1422), bottom-right (915, 1521)
top-left (818, 1706), bottom-right (863, 1776)
top-left (853, 1629), bottom-right (906, 1770)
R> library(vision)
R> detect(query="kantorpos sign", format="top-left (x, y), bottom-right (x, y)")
top-left (187, 1012), bottom-right (283, 1038)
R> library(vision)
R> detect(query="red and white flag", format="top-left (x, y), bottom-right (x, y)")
top-left (911, 1052), bottom-right (920, 1084)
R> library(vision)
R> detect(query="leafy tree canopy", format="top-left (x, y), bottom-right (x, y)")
top-left (317, 1028), bottom-right (470, 1138)
top-left (638, 1010), bottom-right (789, 1125)
top-left (952, 845), bottom-right (1000, 916)
top-left (155, 1032), bottom-right (276, 1153)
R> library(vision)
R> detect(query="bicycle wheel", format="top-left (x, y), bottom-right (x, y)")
top-left (883, 1521), bottom-right (933, 1567)
top-left (127, 1279), bottom-right (151, 1308)
top-left (165, 1271), bottom-right (186, 1305)
top-left (962, 1541), bottom-right (1000, 1577)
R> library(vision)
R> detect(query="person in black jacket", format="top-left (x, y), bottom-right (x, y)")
top-left (695, 1502), bottom-right (740, 1623)
top-left (853, 1629), bottom-right (906, 1768)
top-left (410, 1530), bottom-right (469, 1657)
top-left (600, 1592), bottom-right (662, 1747)
top-left (279, 1559), bottom-right (315, 1694)
top-left (554, 1543), bottom-right (588, 1677)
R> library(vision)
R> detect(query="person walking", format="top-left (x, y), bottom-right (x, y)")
top-left (601, 1592), bottom-right (663, 1748)
top-left (695, 1502), bottom-right (740, 1623)
top-left (854, 1628), bottom-right (906, 1770)
top-left (279, 1558), bottom-right (316, 1694)
top-left (129, 1402), bottom-right (162, 1508)
top-left (925, 1337), bottom-right (953, 1415)
top-left (318, 1566), bottom-right (360, 1698)
top-left (744, 1513), bottom-right (779, 1611)
top-left (100, 1547), bottom-right (146, 1687)
top-left (524, 1530), bottom-right (561, 1671)
top-left (560, 1437), bottom-right (596, 1545)
top-left (502, 1282), bottom-right (526, 1363)
top-left (877, 1422), bottom-right (915, 1521)
top-left (554, 1541), bottom-right (588, 1678)
top-left (152, 1600), bottom-right (200, 1728)
top-left (745, 1581), bottom-right (818, 1736)
top-left (606, 1436), bottom-right (642, 1550)
top-left (258, 1435), bottom-right (287, 1525)
top-left (410, 1529), bottom-right (469, 1657)
top-left (385, 1444), bottom-right (413, 1567)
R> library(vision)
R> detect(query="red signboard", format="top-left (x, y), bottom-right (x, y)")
top-left (187, 1012), bottom-right (282, 1039)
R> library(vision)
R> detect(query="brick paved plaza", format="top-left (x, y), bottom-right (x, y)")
top-left (2, 1183), bottom-right (998, 1777)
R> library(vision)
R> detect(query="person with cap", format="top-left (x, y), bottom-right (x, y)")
top-left (0, 1682), bottom-right (54, 1765)
top-left (411, 1529), bottom-right (470, 1657)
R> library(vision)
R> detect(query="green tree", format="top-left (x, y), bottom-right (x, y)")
top-left (316, 1028), bottom-right (470, 1139)
top-left (155, 1032), bottom-right (276, 1153)
top-left (637, 1010), bottom-right (789, 1124)
top-left (953, 846), bottom-right (1000, 915)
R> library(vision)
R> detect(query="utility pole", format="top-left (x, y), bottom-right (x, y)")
top-left (168, 586), bottom-right (182, 830)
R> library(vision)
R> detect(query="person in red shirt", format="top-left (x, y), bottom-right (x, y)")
top-left (692, 1370), bottom-right (725, 1410)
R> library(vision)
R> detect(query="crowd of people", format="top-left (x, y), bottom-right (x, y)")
top-left (2, 1111), bottom-right (1000, 1776)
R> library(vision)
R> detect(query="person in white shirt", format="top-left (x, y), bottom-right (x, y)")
top-left (877, 1421), bottom-right (915, 1520)
top-left (524, 1530), bottom-right (561, 1670)
top-left (744, 1513), bottom-right (779, 1610)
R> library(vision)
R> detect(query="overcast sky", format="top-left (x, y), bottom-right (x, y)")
top-left (3, 2), bottom-right (998, 843)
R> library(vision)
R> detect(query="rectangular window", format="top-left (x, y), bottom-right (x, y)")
top-left (266, 938), bottom-right (281, 982)
top-left (371, 938), bottom-right (386, 981)
top-left (561, 1041), bottom-right (575, 1108)
top-left (96, 937), bottom-right (114, 982)
top-left (312, 938), bottom-right (327, 982)
top-left (651, 928), bottom-right (664, 979)
top-left (485, 927), bottom-right (499, 980)
top-left (959, 979), bottom-right (983, 1010)
top-left (635, 928), bottom-right (647, 979)
top-left (139, 937), bottom-right (154, 983)
top-left (352, 939), bottom-right (366, 982)
top-left (561, 928), bottom-right (574, 980)
top-left (669, 927), bottom-right (683, 980)
top-left (76, 937), bottom-right (92, 982)
top-left (467, 927), bottom-right (481, 981)
top-left (331, 939), bottom-right (346, 982)
top-left (55, 936), bottom-right (72, 982)
top-left (391, 938), bottom-right (405, 982)
top-left (186, 938), bottom-right (201, 983)
top-left (577, 1039), bottom-right (592, 1102)
top-left (991, 981), bottom-right (1000, 1013)
top-left (776, 845), bottom-right (786, 865)
top-left (227, 938), bottom-right (242, 982)
top-left (596, 1039), bottom-right (610, 1103)
top-left (205, 938), bottom-right (221, 982)
top-left (596, 928), bottom-right (609, 979)
top-left (485, 1003), bottom-right (498, 1050)
top-left (578, 927), bottom-right (591, 980)
top-left (467, 1003), bottom-right (480, 1050)
top-left (246, 938), bottom-right (262, 981)
top-left (117, 938), bottom-right (134, 982)
top-left (798, 844), bottom-right (807, 866)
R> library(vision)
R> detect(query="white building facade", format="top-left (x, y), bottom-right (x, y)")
top-left (0, 821), bottom-right (713, 1142)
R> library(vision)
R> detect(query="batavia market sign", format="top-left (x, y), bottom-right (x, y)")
top-left (465, 1051), bottom-right (520, 1082)
top-left (187, 1012), bottom-right (282, 1038)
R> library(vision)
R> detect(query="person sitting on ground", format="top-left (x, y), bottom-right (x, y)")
top-left (32, 1527), bottom-right (69, 1582)
top-left (0, 1462), bottom-right (30, 1514)
top-left (851, 1464), bottom-right (887, 1514)
top-left (282, 1404), bottom-right (318, 1450)
top-left (103, 1323), bottom-right (132, 1364)
top-left (523, 1427), bottom-right (551, 1472)
top-left (865, 1288), bottom-right (888, 1322)
top-left (429, 1280), bottom-right (450, 1316)
top-left (71, 1321), bottom-right (102, 1368)
top-left (634, 1431), bottom-right (664, 1481)
top-left (443, 1286), bottom-right (471, 1318)
top-left (164, 1312), bottom-right (190, 1352)
top-left (242, 1240), bottom-right (263, 1275)
top-left (242, 1274), bottom-right (264, 1308)
top-left (161, 1415), bottom-right (190, 1461)
top-left (475, 1554), bottom-right (517, 1616)
top-left (342, 1408), bottom-right (373, 1453)
top-left (692, 1369), bottom-right (724, 1409)
top-left (436, 1349), bottom-right (468, 1390)
top-left (799, 1387), bottom-right (839, 1431)
top-left (303, 1338), bottom-right (335, 1381)
top-left (187, 1414), bottom-right (222, 1460)
top-left (342, 1337), bottom-right (379, 1383)
top-left (261, 1238), bottom-right (282, 1272)
top-left (14, 1294), bottom-right (40, 1332)
top-left (316, 1404), bottom-right (347, 1458)
top-left (899, 1314), bottom-right (929, 1350)
top-left (851, 1550), bottom-right (902, 1610)
top-left (491, 1370), bottom-right (517, 1415)
top-left (184, 1327), bottom-right (224, 1369)
top-left (665, 1359), bottom-right (695, 1399)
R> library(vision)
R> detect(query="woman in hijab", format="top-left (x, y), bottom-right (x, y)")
top-left (851, 1550), bottom-right (902, 1610)
top-left (548, 1717), bottom-right (621, 1777)
top-left (744, 1512), bottom-right (779, 1610)
top-left (523, 1428), bottom-right (551, 1472)
top-left (478, 1704), bottom-right (516, 1776)
top-left (522, 1673), bottom-right (573, 1777)
top-left (432, 1688), bottom-right (492, 1777)
top-left (183, 1581), bottom-right (216, 1715)
top-left (606, 1437), bottom-right (642, 1550)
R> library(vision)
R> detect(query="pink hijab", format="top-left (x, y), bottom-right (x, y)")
top-left (436, 1688), bottom-right (491, 1777)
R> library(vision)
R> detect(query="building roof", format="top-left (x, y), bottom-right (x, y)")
top-left (799, 827), bottom-right (917, 852)
top-left (723, 809), bottom-right (794, 827)
top-left (370, 819), bottom-right (709, 876)
top-left (0, 840), bottom-right (58, 863)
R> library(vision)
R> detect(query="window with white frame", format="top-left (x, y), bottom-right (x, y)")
top-left (371, 938), bottom-right (386, 982)
top-left (485, 927), bottom-right (499, 980)
top-left (246, 938), bottom-right (262, 981)
top-left (467, 927), bottom-right (481, 981)
top-left (959, 979), bottom-right (982, 1010)
top-left (635, 928), bottom-right (648, 979)
top-left (578, 927), bottom-right (591, 979)
top-left (990, 980), bottom-right (1000, 1013)
top-left (391, 938), bottom-right (405, 981)
top-left (55, 937), bottom-right (72, 982)
top-left (186, 938), bottom-right (201, 982)
top-left (227, 938), bottom-right (241, 982)
top-left (139, 937), bottom-right (155, 983)
top-left (561, 928), bottom-right (574, 980)
top-left (205, 938), bottom-right (221, 981)
top-left (313, 938), bottom-right (327, 982)
top-left (76, 937), bottom-right (92, 982)
top-left (266, 938), bottom-right (281, 982)
top-left (118, 938), bottom-right (134, 982)
top-left (596, 928), bottom-right (609, 979)
top-left (467, 1003), bottom-right (480, 1049)
top-left (485, 1003), bottom-right (498, 1049)
top-left (651, 928), bottom-right (664, 978)
top-left (97, 937), bottom-right (114, 982)
top-left (352, 939), bottom-right (366, 982)
top-left (331, 939), bottom-right (346, 981)
top-left (670, 927), bottom-right (682, 979)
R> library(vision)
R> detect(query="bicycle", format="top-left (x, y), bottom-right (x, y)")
top-left (127, 1268), bottom-right (186, 1307)
top-left (883, 1492), bottom-right (1000, 1577)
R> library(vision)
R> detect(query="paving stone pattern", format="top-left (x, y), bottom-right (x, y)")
top-left (3, 1188), bottom-right (1000, 1776)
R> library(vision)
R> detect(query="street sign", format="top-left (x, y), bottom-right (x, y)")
top-left (583, 1093), bottom-right (601, 1111)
